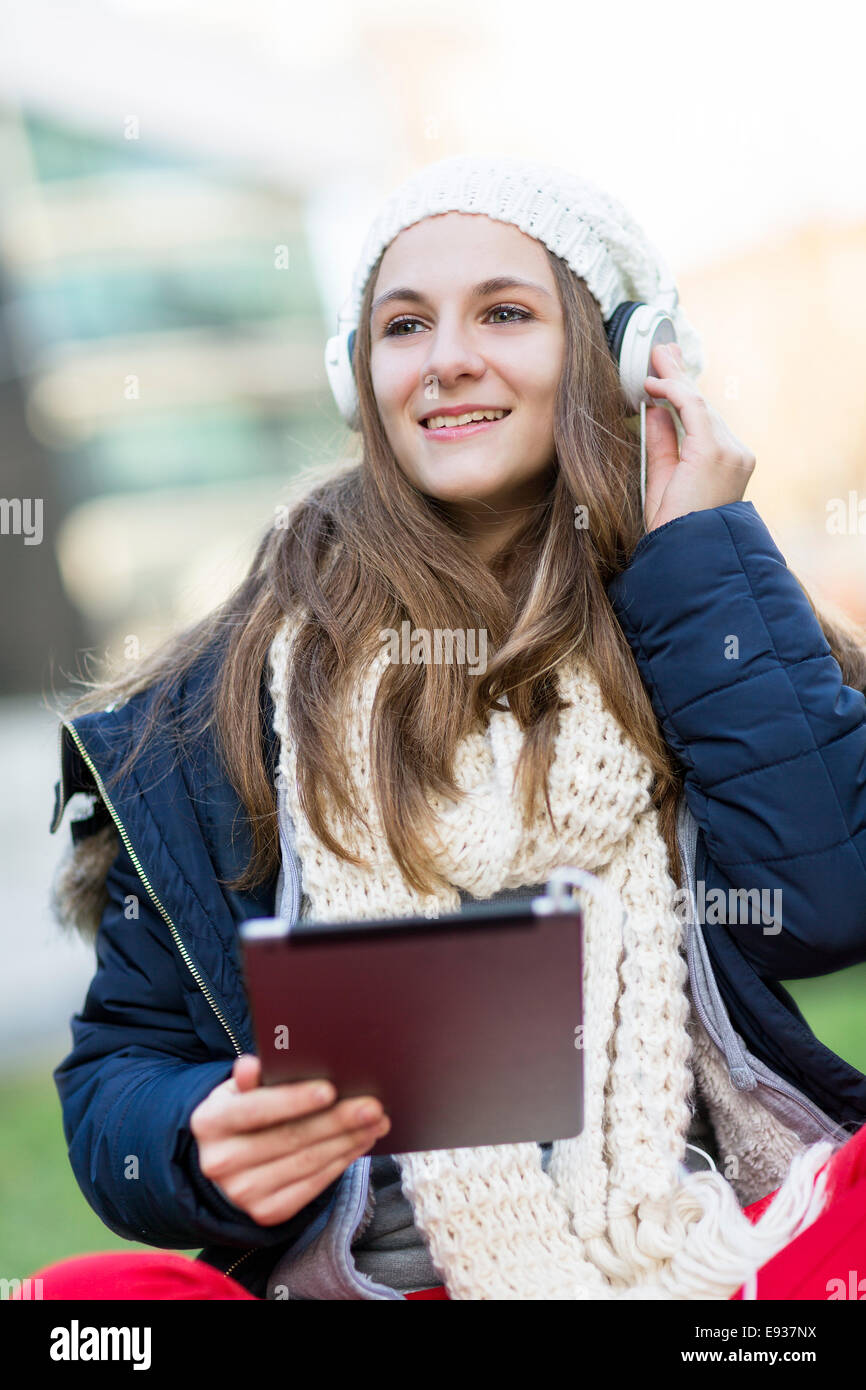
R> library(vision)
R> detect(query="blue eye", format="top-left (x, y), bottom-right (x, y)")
top-left (382, 304), bottom-right (532, 336)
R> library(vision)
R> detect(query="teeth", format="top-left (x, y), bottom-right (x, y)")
top-left (423, 409), bottom-right (508, 430)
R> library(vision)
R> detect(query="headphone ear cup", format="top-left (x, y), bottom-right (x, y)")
top-left (324, 327), bottom-right (360, 429)
top-left (604, 301), bottom-right (677, 413)
top-left (604, 300), bottom-right (641, 364)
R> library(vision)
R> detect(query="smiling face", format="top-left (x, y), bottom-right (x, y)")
top-left (368, 212), bottom-right (566, 548)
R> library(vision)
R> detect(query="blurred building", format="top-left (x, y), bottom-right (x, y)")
top-left (0, 105), bottom-right (350, 695)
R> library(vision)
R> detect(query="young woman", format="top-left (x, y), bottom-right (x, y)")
top-left (29, 155), bottom-right (866, 1301)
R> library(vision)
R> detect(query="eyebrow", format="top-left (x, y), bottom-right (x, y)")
top-left (371, 275), bottom-right (554, 319)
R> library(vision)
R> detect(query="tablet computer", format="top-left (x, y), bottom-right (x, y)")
top-left (238, 878), bottom-right (584, 1155)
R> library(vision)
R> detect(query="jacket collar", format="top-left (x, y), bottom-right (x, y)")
top-left (51, 649), bottom-right (280, 1055)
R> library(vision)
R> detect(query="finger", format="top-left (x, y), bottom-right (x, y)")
top-left (650, 341), bottom-right (683, 378)
top-left (204, 1093), bottom-right (388, 1172)
top-left (256, 1094), bottom-right (387, 1161)
top-left (642, 407), bottom-right (680, 530)
top-left (204, 1077), bottom-right (342, 1139)
top-left (218, 1082), bottom-right (382, 1140)
top-left (645, 403), bottom-right (679, 470)
top-left (262, 1116), bottom-right (391, 1193)
top-left (231, 1054), bottom-right (261, 1093)
top-left (219, 1118), bottom-right (392, 1222)
top-left (243, 1135), bottom-right (389, 1228)
top-left (643, 374), bottom-right (713, 447)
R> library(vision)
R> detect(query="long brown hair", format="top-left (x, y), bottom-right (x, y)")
top-left (53, 244), bottom-right (866, 899)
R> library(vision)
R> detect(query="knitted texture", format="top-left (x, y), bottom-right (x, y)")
top-left (346, 152), bottom-right (705, 383)
top-left (267, 611), bottom-right (838, 1300)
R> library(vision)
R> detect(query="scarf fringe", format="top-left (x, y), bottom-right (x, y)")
top-left (644, 1139), bottom-right (835, 1299)
top-left (395, 1140), bottom-right (835, 1300)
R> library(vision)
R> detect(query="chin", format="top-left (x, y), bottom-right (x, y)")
top-left (415, 464), bottom-right (514, 498)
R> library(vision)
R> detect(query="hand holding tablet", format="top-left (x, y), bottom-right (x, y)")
top-left (190, 1054), bottom-right (392, 1226)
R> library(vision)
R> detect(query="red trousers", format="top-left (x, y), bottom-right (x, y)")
top-left (16, 1122), bottom-right (866, 1301)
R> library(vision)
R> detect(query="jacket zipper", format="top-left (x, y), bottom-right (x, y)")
top-left (225, 781), bottom-right (305, 1289)
top-left (61, 719), bottom-right (244, 1058)
top-left (62, 717), bottom-right (290, 1289)
top-left (685, 922), bottom-right (843, 1137)
top-left (225, 1247), bottom-right (256, 1279)
top-left (225, 795), bottom-right (314, 1294)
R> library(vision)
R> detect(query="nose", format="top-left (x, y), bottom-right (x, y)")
top-left (421, 314), bottom-right (487, 396)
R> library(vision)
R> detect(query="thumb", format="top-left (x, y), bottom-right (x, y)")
top-left (231, 1053), bottom-right (261, 1093)
top-left (642, 407), bottom-right (680, 531)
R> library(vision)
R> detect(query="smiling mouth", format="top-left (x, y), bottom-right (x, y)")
top-left (420, 410), bottom-right (512, 438)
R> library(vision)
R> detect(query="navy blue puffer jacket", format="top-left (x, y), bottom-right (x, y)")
top-left (50, 500), bottom-right (866, 1294)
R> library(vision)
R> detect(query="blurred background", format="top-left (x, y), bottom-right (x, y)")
top-left (1, 0), bottom-right (865, 1280)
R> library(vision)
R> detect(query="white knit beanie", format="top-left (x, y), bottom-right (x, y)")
top-left (345, 153), bottom-right (705, 380)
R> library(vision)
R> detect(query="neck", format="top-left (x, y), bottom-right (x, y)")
top-left (441, 471), bottom-right (554, 567)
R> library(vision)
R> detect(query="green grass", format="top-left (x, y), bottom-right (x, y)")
top-left (782, 961), bottom-right (866, 1074)
top-left (0, 1055), bottom-right (198, 1281)
top-left (1, 968), bottom-right (864, 1280)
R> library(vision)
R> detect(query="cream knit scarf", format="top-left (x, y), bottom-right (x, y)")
top-left (267, 611), bottom-right (838, 1300)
